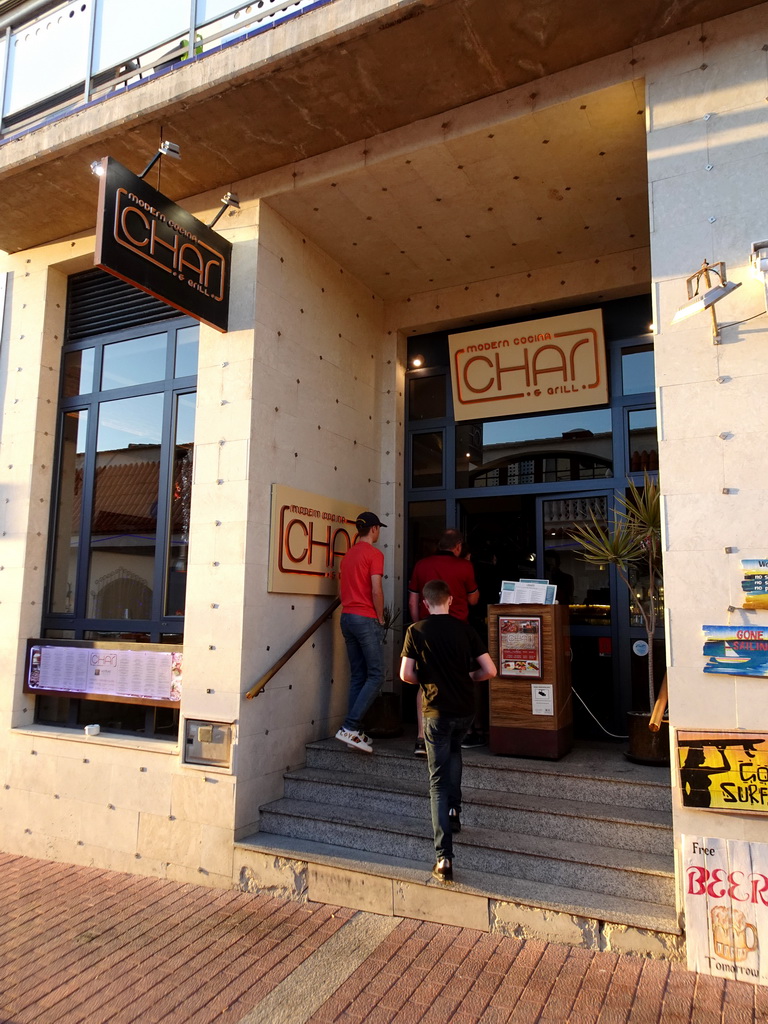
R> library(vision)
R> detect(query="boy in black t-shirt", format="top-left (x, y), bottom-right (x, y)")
top-left (400, 579), bottom-right (497, 882)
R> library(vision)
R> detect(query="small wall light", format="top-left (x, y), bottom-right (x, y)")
top-left (671, 259), bottom-right (741, 343)
top-left (410, 355), bottom-right (424, 368)
top-left (90, 159), bottom-right (106, 177)
top-left (138, 140), bottom-right (181, 180)
top-left (750, 239), bottom-right (768, 307)
top-left (207, 192), bottom-right (240, 229)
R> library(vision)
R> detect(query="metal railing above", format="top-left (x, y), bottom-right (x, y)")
top-left (0, 0), bottom-right (334, 141)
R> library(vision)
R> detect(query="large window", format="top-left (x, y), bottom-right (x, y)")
top-left (40, 307), bottom-right (198, 737)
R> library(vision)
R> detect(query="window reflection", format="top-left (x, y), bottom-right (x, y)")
top-left (411, 431), bottom-right (443, 488)
top-left (408, 374), bottom-right (445, 420)
top-left (621, 347), bottom-right (655, 395)
top-left (628, 409), bottom-right (658, 473)
top-left (87, 394), bottom-right (163, 620)
top-left (456, 409), bottom-right (613, 488)
top-left (543, 496), bottom-right (610, 625)
top-left (62, 348), bottom-right (94, 397)
top-left (174, 325), bottom-right (199, 378)
top-left (165, 394), bottom-right (195, 616)
top-left (102, 333), bottom-right (167, 390)
top-left (49, 410), bottom-right (88, 613)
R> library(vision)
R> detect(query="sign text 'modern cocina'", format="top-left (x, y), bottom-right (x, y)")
top-left (448, 309), bottom-right (607, 421)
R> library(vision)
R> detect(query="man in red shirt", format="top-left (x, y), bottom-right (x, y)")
top-left (336, 511), bottom-right (387, 754)
top-left (408, 529), bottom-right (480, 755)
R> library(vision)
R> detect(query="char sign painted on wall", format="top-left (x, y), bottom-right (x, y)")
top-left (94, 157), bottom-right (231, 332)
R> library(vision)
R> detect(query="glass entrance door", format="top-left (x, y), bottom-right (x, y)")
top-left (538, 492), bottom-right (620, 739)
top-left (460, 492), bottom-right (621, 740)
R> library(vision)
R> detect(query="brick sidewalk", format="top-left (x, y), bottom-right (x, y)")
top-left (1, 853), bottom-right (766, 1024)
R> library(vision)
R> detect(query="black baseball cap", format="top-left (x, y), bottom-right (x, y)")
top-left (355, 511), bottom-right (387, 528)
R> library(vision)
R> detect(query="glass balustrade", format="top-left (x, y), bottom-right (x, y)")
top-left (0, 0), bottom-right (334, 138)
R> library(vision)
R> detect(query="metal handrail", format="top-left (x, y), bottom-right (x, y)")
top-left (244, 597), bottom-right (340, 700)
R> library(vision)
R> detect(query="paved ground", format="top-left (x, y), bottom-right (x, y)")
top-left (2, 853), bottom-right (766, 1024)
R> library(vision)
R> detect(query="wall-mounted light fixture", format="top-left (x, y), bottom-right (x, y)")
top-left (138, 140), bottom-right (181, 179)
top-left (750, 239), bottom-right (768, 305)
top-left (410, 354), bottom-right (424, 368)
top-left (207, 192), bottom-right (240, 229)
top-left (90, 141), bottom-right (181, 181)
top-left (671, 259), bottom-right (741, 343)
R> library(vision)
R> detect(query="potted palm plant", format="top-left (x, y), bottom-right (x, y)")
top-left (569, 474), bottom-right (668, 765)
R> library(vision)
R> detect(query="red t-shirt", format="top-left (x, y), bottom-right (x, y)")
top-left (340, 541), bottom-right (384, 618)
top-left (408, 552), bottom-right (478, 621)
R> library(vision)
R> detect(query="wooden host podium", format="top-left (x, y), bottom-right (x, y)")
top-left (487, 603), bottom-right (572, 760)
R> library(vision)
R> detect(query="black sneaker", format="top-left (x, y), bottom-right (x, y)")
top-left (414, 737), bottom-right (427, 758)
top-left (449, 808), bottom-right (461, 833)
top-left (461, 731), bottom-right (484, 748)
top-left (432, 858), bottom-right (453, 883)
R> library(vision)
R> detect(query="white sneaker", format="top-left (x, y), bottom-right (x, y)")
top-left (335, 727), bottom-right (373, 753)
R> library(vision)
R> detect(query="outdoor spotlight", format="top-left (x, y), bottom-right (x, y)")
top-left (207, 192), bottom-right (241, 229)
top-left (90, 159), bottom-right (106, 177)
top-left (671, 259), bottom-right (742, 343)
top-left (138, 140), bottom-right (181, 179)
top-left (750, 240), bottom-right (768, 307)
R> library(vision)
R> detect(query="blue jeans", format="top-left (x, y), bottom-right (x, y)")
top-left (340, 613), bottom-right (384, 732)
top-left (424, 713), bottom-right (474, 861)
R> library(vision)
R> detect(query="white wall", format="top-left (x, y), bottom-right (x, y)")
top-left (646, 7), bottom-right (768, 848)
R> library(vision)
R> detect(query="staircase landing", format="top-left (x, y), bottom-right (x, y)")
top-left (235, 736), bottom-right (683, 960)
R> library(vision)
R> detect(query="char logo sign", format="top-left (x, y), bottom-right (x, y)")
top-left (448, 309), bottom-right (607, 421)
top-left (94, 157), bottom-right (231, 332)
top-left (268, 485), bottom-right (371, 597)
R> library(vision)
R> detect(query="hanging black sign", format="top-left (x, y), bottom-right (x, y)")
top-left (94, 156), bottom-right (231, 332)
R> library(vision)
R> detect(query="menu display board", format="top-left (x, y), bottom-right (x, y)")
top-left (498, 616), bottom-right (542, 679)
top-left (25, 640), bottom-right (182, 707)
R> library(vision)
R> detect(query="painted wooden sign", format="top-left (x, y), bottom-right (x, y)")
top-left (678, 731), bottom-right (768, 814)
top-left (742, 559), bottom-right (768, 610)
top-left (702, 625), bottom-right (768, 678)
top-left (683, 834), bottom-right (768, 985)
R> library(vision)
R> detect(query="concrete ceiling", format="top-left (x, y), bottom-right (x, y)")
top-left (268, 80), bottom-right (648, 300)
top-left (0, 0), bottom-right (761, 299)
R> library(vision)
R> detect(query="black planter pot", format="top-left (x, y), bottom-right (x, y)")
top-left (625, 712), bottom-right (670, 766)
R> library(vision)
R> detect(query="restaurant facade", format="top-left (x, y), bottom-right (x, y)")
top-left (2, 0), bottom-right (768, 964)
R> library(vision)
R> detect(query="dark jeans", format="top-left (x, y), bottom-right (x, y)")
top-left (340, 612), bottom-right (384, 732)
top-left (423, 713), bottom-right (474, 861)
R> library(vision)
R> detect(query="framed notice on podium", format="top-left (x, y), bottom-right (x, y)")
top-left (499, 615), bottom-right (542, 679)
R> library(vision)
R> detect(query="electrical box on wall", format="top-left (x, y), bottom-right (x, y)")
top-left (183, 719), bottom-right (234, 769)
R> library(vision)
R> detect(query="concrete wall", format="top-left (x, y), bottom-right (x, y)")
top-left (646, 7), bottom-right (768, 853)
top-left (0, 196), bottom-right (394, 880)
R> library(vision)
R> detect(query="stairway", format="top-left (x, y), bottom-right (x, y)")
top-left (235, 736), bottom-right (682, 959)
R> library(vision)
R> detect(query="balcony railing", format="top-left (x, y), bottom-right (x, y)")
top-left (0, 0), bottom-right (334, 141)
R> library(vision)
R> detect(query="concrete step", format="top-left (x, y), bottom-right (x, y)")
top-left (305, 737), bottom-right (673, 812)
top-left (283, 766), bottom-right (673, 855)
top-left (258, 796), bottom-right (675, 906)
top-left (234, 832), bottom-right (682, 960)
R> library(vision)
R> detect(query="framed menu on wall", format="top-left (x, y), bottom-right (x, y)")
top-left (498, 615), bottom-right (542, 679)
top-left (25, 639), bottom-right (182, 707)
